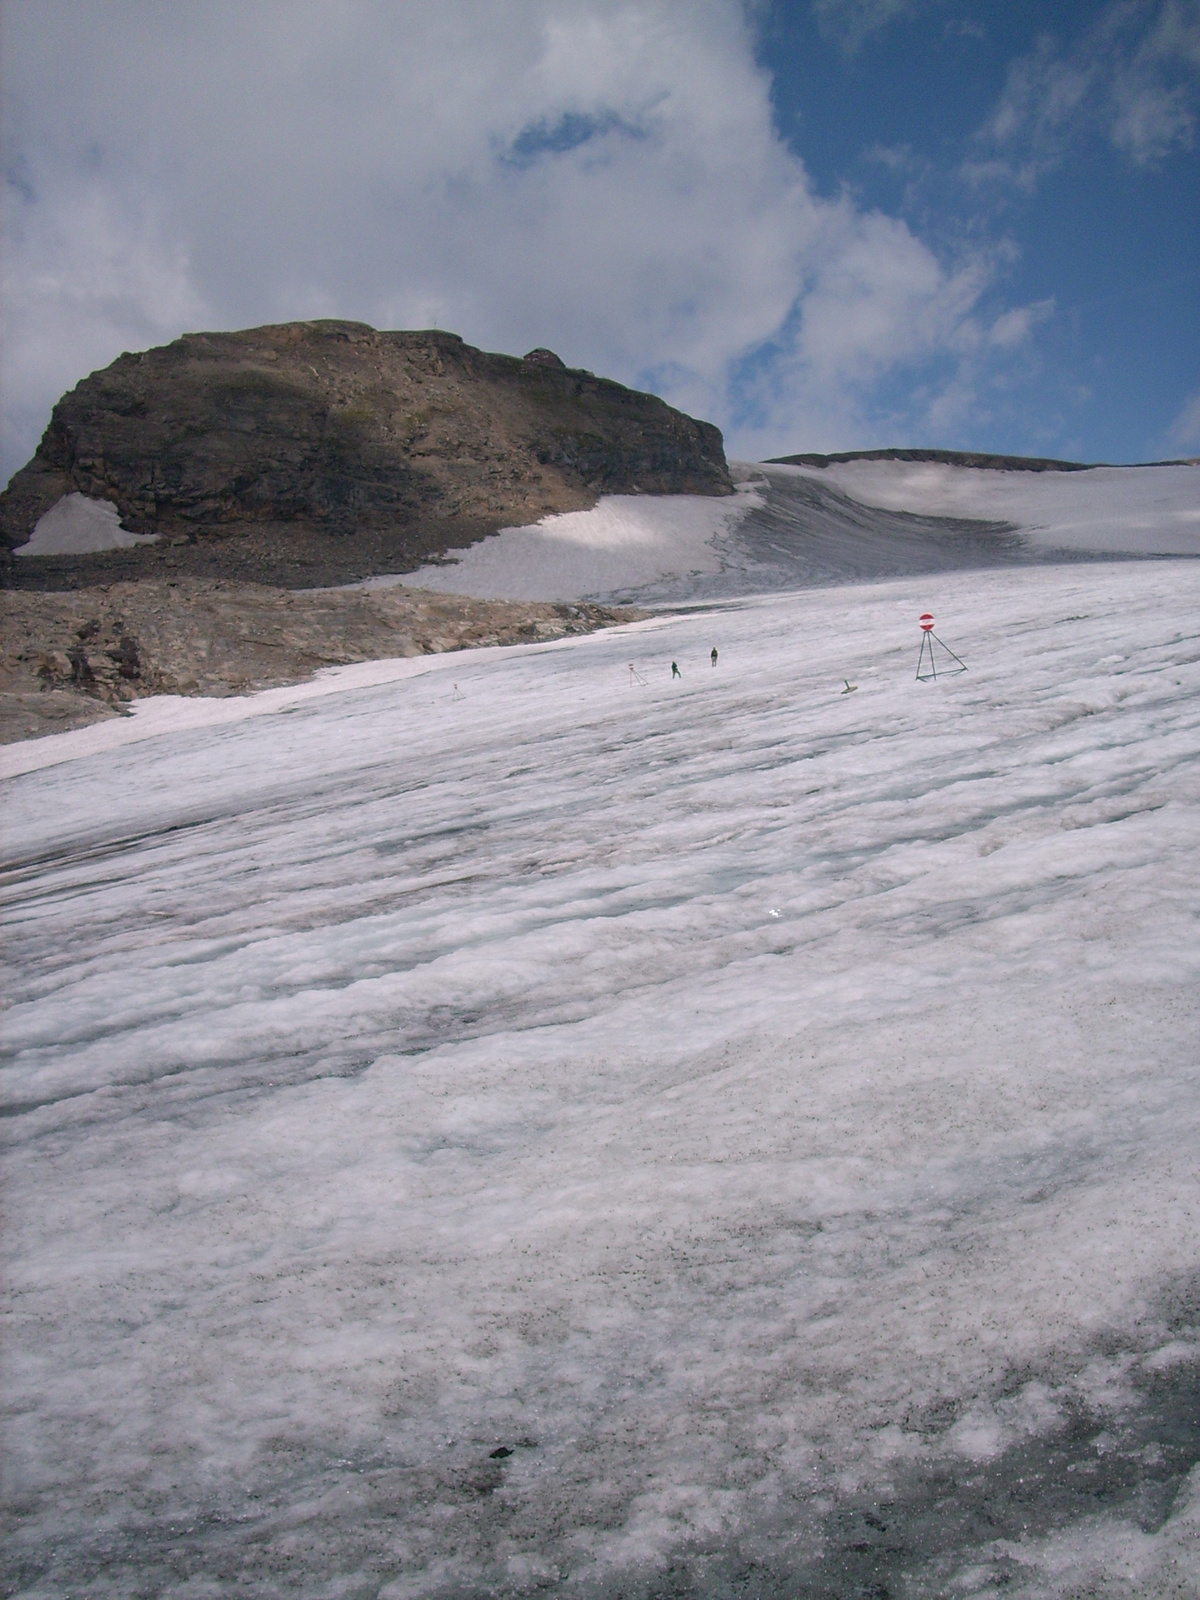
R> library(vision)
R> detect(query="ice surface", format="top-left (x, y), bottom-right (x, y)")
top-left (3, 562), bottom-right (1199, 1595)
top-left (391, 464), bottom-right (1198, 610)
top-left (396, 486), bottom-right (764, 602)
top-left (15, 491), bottom-right (160, 556)
top-left (0, 648), bottom-right (540, 780)
top-left (773, 459), bottom-right (1200, 558)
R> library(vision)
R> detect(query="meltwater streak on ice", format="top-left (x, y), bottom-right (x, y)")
top-left (3, 563), bottom-right (1200, 1596)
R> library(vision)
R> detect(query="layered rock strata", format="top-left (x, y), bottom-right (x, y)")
top-left (2, 322), bottom-right (731, 587)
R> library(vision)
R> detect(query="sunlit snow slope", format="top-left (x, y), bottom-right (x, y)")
top-left (395, 462), bottom-right (1198, 605)
top-left (775, 459), bottom-right (1200, 558)
top-left (3, 563), bottom-right (1200, 1597)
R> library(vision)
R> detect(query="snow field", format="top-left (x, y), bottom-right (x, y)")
top-left (394, 484), bottom-right (765, 602)
top-left (773, 459), bottom-right (1200, 558)
top-left (395, 460), bottom-right (1200, 608)
top-left (13, 463), bottom-right (1196, 596)
top-left (2, 562), bottom-right (1200, 1595)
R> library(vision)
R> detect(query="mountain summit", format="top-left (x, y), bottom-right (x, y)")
top-left (1, 321), bottom-right (732, 588)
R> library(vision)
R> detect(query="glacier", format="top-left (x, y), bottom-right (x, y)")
top-left (396, 459), bottom-right (1200, 604)
top-left (772, 459), bottom-right (1200, 559)
top-left (3, 528), bottom-right (1200, 1592)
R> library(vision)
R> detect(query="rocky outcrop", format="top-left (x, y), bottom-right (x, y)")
top-left (0, 581), bottom-right (640, 743)
top-left (2, 322), bottom-right (732, 587)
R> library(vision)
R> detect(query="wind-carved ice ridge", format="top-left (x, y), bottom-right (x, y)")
top-left (2, 560), bottom-right (1200, 1597)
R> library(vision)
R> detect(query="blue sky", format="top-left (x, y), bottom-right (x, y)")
top-left (753, 0), bottom-right (1200, 462)
top-left (1, 1), bottom-right (1197, 476)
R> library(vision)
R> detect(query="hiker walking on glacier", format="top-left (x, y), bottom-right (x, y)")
top-left (671, 661), bottom-right (681, 679)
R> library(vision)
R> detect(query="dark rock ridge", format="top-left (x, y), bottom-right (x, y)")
top-left (767, 448), bottom-right (1094, 472)
top-left (767, 447), bottom-right (1199, 471)
top-left (1, 321), bottom-right (732, 588)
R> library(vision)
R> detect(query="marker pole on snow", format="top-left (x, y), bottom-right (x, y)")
top-left (916, 613), bottom-right (967, 680)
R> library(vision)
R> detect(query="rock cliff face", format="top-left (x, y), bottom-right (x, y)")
top-left (1, 321), bottom-right (732, 587)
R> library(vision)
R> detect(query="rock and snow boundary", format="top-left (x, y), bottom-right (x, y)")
top-left (19, 460), bottom-right (1196, 600)
top-left (394, 458), bottom-right (1198, 603)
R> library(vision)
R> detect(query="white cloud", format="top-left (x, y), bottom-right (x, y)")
top-left (988, 298), bottom-right (1055, 348)
top-left (1111, 0), bottom-right (1200, 161)
top-left (810, 0), bottom-right (936, 54)
top-left (2, 0), bottom-right (1026, 477)
top-left (1, 183), bottom-right (209, 471)
top-left (972, 0), bottom-right (1200, 185)
top-left (1165, 389), bottom-right (1200, 452)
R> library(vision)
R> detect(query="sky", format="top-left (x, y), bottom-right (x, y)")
top-left (1, 0), bottom-right (1197, 482)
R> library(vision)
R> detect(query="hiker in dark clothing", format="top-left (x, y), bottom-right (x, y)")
top-left (711, 647), bottom-right (718, 666)
top-left (671, 661), bottom-right (681, 679)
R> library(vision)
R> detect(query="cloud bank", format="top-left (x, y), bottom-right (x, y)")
top-left (3, 0), bottom-right (1061, 478)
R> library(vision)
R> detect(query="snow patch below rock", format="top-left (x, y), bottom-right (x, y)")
top-left (16, 493), bottom-right (159, 557)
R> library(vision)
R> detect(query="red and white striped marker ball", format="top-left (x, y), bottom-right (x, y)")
top-left (919, 613), bottom-right (935, 632)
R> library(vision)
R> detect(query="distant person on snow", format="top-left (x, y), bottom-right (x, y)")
top-left (671, 661), bottom-right (681, 679)
top-left (711, 647), bottom-right (718, 667)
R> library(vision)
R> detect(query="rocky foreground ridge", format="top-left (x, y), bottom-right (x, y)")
top-left (0, 581), bottom-right (638, 744)
top-left (1, 321), bottom-right (732, 589)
